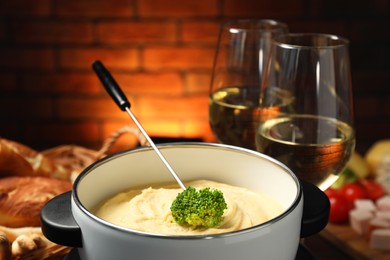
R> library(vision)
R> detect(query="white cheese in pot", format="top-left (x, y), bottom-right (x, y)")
top-left (93, 180), bottom-right (284, 236)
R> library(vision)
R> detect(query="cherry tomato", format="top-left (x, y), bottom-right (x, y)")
top-left (340, 182), bottom-right (368, 204)
top-left (358, 179), bottom-right (385, 201)
top-left (325, 189), bottom-right (351, 223)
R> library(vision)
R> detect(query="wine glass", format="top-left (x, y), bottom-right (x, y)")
top-left (209, 19), bottom-right (288, 150)
top-left (256, 33), bottom-right (355, 190)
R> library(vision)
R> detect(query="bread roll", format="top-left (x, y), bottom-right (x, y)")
top-left (0, 139), bottom-right (70, 180)
top-left (0, 177), bottom-right (72, 227)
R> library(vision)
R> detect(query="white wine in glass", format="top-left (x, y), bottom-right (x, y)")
top-left (256, 34), bottom-right (355, 190)
top-left (209, 19), bottom-right (288, 150)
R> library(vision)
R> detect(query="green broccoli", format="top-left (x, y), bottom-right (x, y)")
top-left (170, 186), bottom-right (227, 228)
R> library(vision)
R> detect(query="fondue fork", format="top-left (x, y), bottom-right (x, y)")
top-left (92, 60), bottom-right (186, 190)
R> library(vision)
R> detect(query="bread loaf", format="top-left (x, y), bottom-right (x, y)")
top-left (0, 176), bottom-right (72, 227)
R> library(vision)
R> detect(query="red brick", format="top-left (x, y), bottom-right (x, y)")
top-left (203, 127), bottom-right (217, 143)
top-left (0, 48), bottom-right (54, 70)
top-left (352, 69), bottom-right (390, 95)
top-left (348, 21), bottom-right (390, 45)
top-left (140, 118), bottom-right (183, 138)
top-left (350, 46), bottom-right (388, 70)
top-left (0, 97), bottom-right (53, 119)
top-left (97, 21), bottom-right (176, 44)
top-left (12, 21), bottom-right (94, 44)
top-left (22, 72), bottom-right (101, 94)
top-left (108, 118), bottom-right (210, 144)
top-left (57, 97), bottom-right (138, 119)
top-left (59, 48), bottom-right (139, 70)
top-left (182, 119), bottom-right (212, 140)
top-left (288, 21), bottom-right (348, 38)
top-left (55, 0), bottom-right (134, 17)
top-left (308, 0), bottom-right (389, 18)
top-left (139, 0), bottom-right (219, 17)
top-left (223, 0), bottom-right (304, 17)
top-left (0, 123), bottom-right (20, 142)
top-left (0, 73), bottom-right (17, 92)
top-left (138, 95), bottom-right (208, 118)
top-left (144, 46), bottom-right (215, 69)
top-left (186, 72), bottom-right (212, 94)
top-left (356, 121), bottom-right (390, 144)
top-left (115, 72), bottom-right (183, 95)
top-left (354, 97), bottom-right (383, 119)
top-left (0, 23), bottom-right (5, 42)
top-left (383, 99), bottom-right (390, 118)
top-left (24, 122), bottom-right (101, 146)
top-left (0, 0), bottom-right (51, 16)
top-left (181, 21), bottom-right (220, 43)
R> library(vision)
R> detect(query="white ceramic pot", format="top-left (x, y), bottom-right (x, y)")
top-left (41, 143), bottom-right (329, 260)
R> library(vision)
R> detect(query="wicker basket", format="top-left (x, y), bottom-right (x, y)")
top-left (42, 125), bottom-right (148, 179)
top-left (0, 125), bottom-right (147, 259)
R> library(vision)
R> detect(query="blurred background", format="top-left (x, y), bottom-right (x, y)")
top-left (0, 0), bottom-right (389, 154)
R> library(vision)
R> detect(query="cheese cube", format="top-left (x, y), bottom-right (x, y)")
top-left (354, 199), bottom-right (377, 212)
top-left (376, 211), bottom-right (390, 221)
top-left (376, 195), bottom-right (390, 210)
top-left (350, 209), bottom-right (375, 235)
top-left (369, 229), bottom-right (390, 250)
top-left (368, 217), bottom-right (390, 238)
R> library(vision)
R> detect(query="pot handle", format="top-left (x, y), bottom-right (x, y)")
top-left (300, 180), bottom-right (330, 238)
top-left (41, 191), bottom-right (83, 248)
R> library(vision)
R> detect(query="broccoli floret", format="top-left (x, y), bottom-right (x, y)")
top-left (170, 186), bottom-right (227, 228)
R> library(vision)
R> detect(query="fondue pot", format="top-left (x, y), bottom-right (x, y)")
top-left (41, 143), bottom-right (329, 260)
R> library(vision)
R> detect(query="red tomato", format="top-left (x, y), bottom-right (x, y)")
top-left (324, 187), bottom-right (340, 198)
top-left (340, 182), bottom-right (368, 204)
top-left (359, 179), bottom-right (385, 200)
top-left (325, 190), bottom-right (351, 223)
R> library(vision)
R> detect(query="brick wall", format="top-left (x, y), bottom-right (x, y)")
top-left (0, 0), bottom-right (389, 154)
